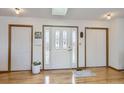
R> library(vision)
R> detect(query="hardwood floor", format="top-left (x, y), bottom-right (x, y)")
top-left (0, 67), bottom-right (124, 84)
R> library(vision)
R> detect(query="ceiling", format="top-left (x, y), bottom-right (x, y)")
top-left (0, 8), bottom-right (124, 20)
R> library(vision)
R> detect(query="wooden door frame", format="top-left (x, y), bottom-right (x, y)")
top-left (8, 24), bottom-right (33, 72)
top-left (42, 25), bottom-right (79, 70)
top-left (85, 27), bottom-right (109, 67)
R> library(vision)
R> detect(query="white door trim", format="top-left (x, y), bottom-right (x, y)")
top-left (42, 25), bottom-right (79, 70)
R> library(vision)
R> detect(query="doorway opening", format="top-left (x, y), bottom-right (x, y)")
top-left (85, 27), bottom-right (109, 67)
top-left (43, 25), bottom-right (79, 70)
top-left (8, 24), bottom-right (33, 72)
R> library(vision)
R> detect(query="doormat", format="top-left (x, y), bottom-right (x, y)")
top-left (73, 70), bottom-right (96, 78)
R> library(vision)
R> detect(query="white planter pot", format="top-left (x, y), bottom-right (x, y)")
top-left (32, 65), bottom-right (41, 74)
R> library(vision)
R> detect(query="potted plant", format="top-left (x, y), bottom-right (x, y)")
top-left (32, 61), bottom-right (41, 74)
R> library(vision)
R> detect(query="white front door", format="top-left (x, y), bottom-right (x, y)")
top-left (44, 26), bottom-right (77, 69)
top-left (11, 27), bottom-right (32, 71)
top-left (86, 29), bottom-right (106, 67)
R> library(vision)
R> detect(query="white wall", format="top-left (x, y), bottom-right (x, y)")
top-left (109, 18), bottom-right (124, 69)
top-left (0, 16), bottom-right (111, 71)
top-left (109, 20), bottom-right (119, 69)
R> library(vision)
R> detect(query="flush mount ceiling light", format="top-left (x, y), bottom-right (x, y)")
top-left (52, 8), bottom-right (68, 16)
top-left (105, 13), bottom-right (112, 20)
top-left (106, 14), bottom-right (112, 20)
top-left (14, 8), bottom-right (23, 15)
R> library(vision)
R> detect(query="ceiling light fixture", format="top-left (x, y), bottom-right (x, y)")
top-left (106, 13), bottom-right (112, 20)
top-left (52, 8), bottom-right (68, 16)
top-left (14, 8), bottom-right (23, 15)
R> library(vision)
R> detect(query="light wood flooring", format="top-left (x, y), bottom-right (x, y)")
top-left (0, 67), bottom-right (124, 84)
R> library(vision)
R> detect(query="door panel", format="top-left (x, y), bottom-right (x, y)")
top-left (86, 29), bottom-right (106, 67)
top-left (11, 27), bottom-right (31, 71)
top-left (51, 28), bottom-right (71, 69)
